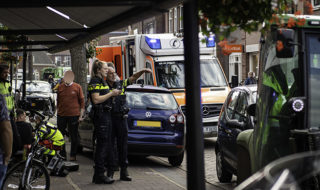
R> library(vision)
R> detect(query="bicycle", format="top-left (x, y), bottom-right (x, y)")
top-left (1, 111), bottom-right (51, 190)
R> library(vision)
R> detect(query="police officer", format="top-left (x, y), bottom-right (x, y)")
top-left (88, 60), bottom-right (121, 184)
top-left (0, 64), bottom-right (21, 155)
top-left (105, 64), bottom-right (151, 181)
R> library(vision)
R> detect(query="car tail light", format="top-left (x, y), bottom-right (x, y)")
top-left (169, 114), bottom-right (184, 124)
top-left (169, 115), bottom-right (176, 123)
top-left (176, 114), bottom-right (184, 123)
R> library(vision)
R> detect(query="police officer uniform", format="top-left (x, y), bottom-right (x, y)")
top-left (107, 79), bottom-right (131, 181)
top-left (0, 78), bottom-right (21, 155)
top-left (88, 76), bottom-right (114, 184)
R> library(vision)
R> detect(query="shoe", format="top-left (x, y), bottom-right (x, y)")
top-left (120, 168), bottom-right (132, 181)
top-left (69, 156), bottom-right (76, 161)
top-left (107, 169), bottom-right (114, 179)
top-left (92, 174), bottom-right (114, 184)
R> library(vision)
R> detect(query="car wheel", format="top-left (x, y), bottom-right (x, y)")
top-left (216, 149), bottom-right (232, 183)
top-left (168, 152), bottom-right (184, 167)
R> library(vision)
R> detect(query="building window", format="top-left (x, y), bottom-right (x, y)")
top-left (55, 56), bottom-right (62, 66)
top-left (64, 56), bottom-right (71, 66)
top-left (313, 0), bottom-right (320, 8)
top-left (179, 6), bottom-right (183, 30)
top-left (169, 9), bottom-right (173, 33)
top-left (174, 7), bottom-right (178, 33)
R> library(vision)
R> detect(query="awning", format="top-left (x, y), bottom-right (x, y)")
top-left (0, 0), bottom-right (181, 53)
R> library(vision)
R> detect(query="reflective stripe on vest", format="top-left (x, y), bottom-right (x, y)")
top-left (110, 79), bottom-right (129, 95)
top-left (0, 82), bottom-right (14, 112)
top-left (88, 83), bottom-right (110, 91)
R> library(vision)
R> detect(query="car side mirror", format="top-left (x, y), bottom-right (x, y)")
top-left (247, 103), bottom-right (256, 117)
top-left (276, 28), bottom-right (295, 58)
top-left (226, 119), bottom-right (246, 128)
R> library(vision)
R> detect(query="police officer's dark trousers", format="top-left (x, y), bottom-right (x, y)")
top-left (93, 109), bottom-right (114, 184)
top-left (110, 114), bottom-right (128, 169)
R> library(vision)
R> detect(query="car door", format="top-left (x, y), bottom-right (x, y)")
top-left (227, 91), bottom-right (249, 167)
top-left (219, 90), bottom-right (240, 164)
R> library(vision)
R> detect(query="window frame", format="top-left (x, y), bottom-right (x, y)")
top-left (145, 61), bottom-right (154, 85)
top-left (174, 7), bottom-right (178, 33)
top-left (312, 0), bottom-right (320, 9)
top-left (179, 5), bottom-right (183, 30)
top-left (168, 9), bottom-right (173, 33)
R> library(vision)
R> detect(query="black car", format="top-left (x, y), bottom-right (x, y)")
top-left (215, 85), bottom-right (257, 183)
top-left (18, 81), bottom-right (56, 114)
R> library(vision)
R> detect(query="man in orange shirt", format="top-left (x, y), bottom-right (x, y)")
top-left (57, 71), bottom-right (85, 161)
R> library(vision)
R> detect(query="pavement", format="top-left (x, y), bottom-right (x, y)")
top-left (48, 138), bottom-right (236, 190)
top-left (47, 117), bottom-right (236, 190)
top-left (50, 147), bottom-right (220, 190)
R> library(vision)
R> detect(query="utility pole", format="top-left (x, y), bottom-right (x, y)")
top-left (183, 0), bottom-right (206, 189)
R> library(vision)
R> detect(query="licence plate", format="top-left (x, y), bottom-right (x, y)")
top-left (134, 120), bottom-right (161, 128)
top-left (31, 103), bottom-right (36, 107)
top-left (203, 126), bottom-right (217, 133)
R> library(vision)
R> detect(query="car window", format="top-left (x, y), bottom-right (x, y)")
top-left (226, 91), bottom-right (240, 119)
top-left (126, 91), bottom-right (178, 110)
top-left (234, 92), bottom-right (249, 122)
top-left (236, 92), bottom-right (248, 115)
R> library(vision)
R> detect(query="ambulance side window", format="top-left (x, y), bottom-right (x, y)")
top-left (146, 62), bottom-right (154, 85)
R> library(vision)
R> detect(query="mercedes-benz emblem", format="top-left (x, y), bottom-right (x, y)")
top-left (169, 39), bottom-right (181, 48)
top-left (145, 112), bottom-right (152, 118)
top-left (202, 106), bottom-right (210, 116)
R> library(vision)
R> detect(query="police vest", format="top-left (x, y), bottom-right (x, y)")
top-left (0, 80), bottom-right (14, 113)
top-left (87, 77), bottom-right (112, 109)
top-left (109, 80), bottom-right (129, 114)
top-left (38, 122), bottom-right (64, 145)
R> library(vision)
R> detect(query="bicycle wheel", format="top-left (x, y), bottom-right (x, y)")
top-left (2, 161), bottom-right (25, 190)
top-left (23, 161), bottom-right (50, 190)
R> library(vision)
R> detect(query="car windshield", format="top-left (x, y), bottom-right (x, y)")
top-left (307, 34), bottom-right (320, 130)
top-left (26, 82), bottom-right (51, 93)
top-left (126, 91), bottom-right (178, 110)
top-left (154, 59), bottom-right (228, 89)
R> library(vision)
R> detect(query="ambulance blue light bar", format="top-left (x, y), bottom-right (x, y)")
top-left (206, 35), bottom-right (215, 47)
top-left (145, 36), bottom-right (161, 49)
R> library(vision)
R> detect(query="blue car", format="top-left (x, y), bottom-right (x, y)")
top-left (79, 85), bottom-right (185, 166)
top-left (215, 85), bottom-right (257, 183)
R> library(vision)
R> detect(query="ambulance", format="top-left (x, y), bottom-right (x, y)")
top-left (96, 33), bottom-right (230, 137)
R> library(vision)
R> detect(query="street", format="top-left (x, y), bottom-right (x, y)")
top-left (49, 138), bottom-right (237, 190)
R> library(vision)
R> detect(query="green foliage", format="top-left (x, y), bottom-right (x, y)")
top-left (198, 0), bottom-right (293, 38)
top-left (0, 24), bottom-right (26, 62)
top-left (86, 38), bottom-right (101, 62)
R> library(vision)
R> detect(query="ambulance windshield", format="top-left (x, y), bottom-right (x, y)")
top-left (155, 59), bottom-right (227, 89)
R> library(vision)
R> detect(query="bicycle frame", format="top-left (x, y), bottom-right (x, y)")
top-left (20, 122), bottom-right (47, 189)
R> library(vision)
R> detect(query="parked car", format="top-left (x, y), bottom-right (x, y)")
top-left (215, 85), bottom-right (257, 183)
top-left (17, 81), bottom-right (56, 114)
top-left (79, 84), bottom-right (185, 166)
